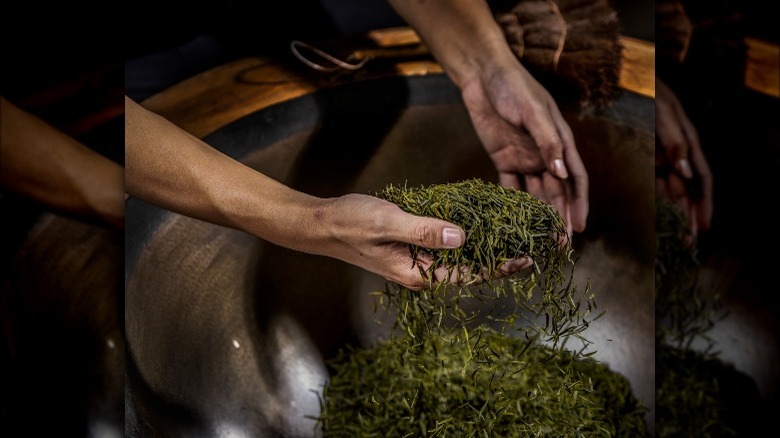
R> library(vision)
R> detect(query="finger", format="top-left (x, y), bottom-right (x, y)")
top-left (388, 249), bottom-right (433, 291)
top-left (543, 172), bottom-right (572, 238)
top-left (471, 256), bottom-right (534, 286)
top-left (692, 177), bottom-right (713, 232)
top-left (430, 256), bottom-right (536, 286)
top-left (385, 208), bottom-right (466, 250)
top-left (432, 263), bottom-right (471, 285)
top-left (396, 251), bottom-right (472, 290)
top-left (674, 99), bottom-right (702, 181)
top-left (390, 241), bottom-right (534, 291)
top-left (548, 98), bottom-right (592, 226)
top-left (523, 99), bottom-right (567, 179)
top-left (499, 172), bottom-right (521, 190)
top-left (691, 146), bottom-right (713, 231)
top-left (547, 99), bottom-right (577, 157)
top-left (656, 96), bottom-right (693, 179)
top-left (560, 127), bottom-right (589, 232)
top-left (687, 202), bottom-right (699, 240)
top-left (524, 174), bottom-right (545, 204)
top-left (670, 103), bottom-right (697, 179)
top-left (428, 262), bottom-right (482, 287)
top-left (684, 123), bottom-right (713, 231)
top-left (667, 173), bottom-right (693, 230)
top-left (524, 174), bottom-right (572, 240)
top-left (547, 99), bottom-right (588, 232)
top-left (495, 256), bottom-right (534, 277)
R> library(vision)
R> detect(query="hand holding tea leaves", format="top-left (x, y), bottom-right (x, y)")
top-left (321, 194), bottom-right (532, 290)
top-left (126, 98), bottom-right (530, 291)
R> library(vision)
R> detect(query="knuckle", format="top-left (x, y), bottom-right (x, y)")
top-left (412, 224), bottom-right (437, 248)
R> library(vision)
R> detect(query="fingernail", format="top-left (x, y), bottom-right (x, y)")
top-left (442, 228), bottom-right (462, 248)
top-left (677, 159), bottom-right (693, 179)
top-left (505, 258), bottom-right (530, 271)
top-left (552, 159), bottom-right (568, 179)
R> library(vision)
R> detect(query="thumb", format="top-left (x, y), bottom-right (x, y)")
top-left (387, 210), bottom-right (465, 250)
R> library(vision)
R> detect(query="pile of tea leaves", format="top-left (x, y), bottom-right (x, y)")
top-left (322, 327), bottom-right (647, 437)
top-left (655, 199), bottom-right (769, 437)
top-left (318, 179), bottom-right (648, 436)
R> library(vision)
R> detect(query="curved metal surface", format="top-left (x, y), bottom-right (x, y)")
top-left (1, 213), bottom-right (124, 437)
top-left (125, 74), bottom-right (656, 436)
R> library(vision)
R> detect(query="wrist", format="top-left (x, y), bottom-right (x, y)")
top-left (447, 29), bottom-right (520, 90)
top-left (387, 0), bottom-right (519, 90)
top-left (219, 174), bottom-right (331, 254)
top-left (83, 162), bottom-right (125, 230)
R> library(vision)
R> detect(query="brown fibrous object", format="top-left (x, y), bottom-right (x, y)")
top-left (497, 0), bottom-right (624, 109)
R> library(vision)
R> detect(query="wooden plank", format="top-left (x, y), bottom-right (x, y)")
top-left (367, 26), bottom-right (421, 48)
top-left (141, 60), bottom-right (319, 139)
top-left (744, 36), bottom-right (780, 98)
top-left (618, 36), bottom-right (655, 99)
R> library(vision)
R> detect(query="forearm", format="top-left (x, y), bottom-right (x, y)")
top-left (386, 0), bottom-right (517, 87)
top-left (0, 96), bottom-right (124, 228)
top-left (124, 96), bottom-right (330, 252)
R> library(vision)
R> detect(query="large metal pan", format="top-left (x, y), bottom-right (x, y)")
top-left (125, 74), bottom-right (655, 437)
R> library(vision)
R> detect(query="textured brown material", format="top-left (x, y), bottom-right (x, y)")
top-left (497, 0), bottom-right (623, 109)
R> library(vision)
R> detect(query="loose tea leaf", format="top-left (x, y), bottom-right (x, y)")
top-left (377, 179), bottom-right (592, 349)
top-left (655, 199), bottom-right (770, 437)
top-left (318, 179), bottom-right (648, 436)
top-left (654, 198), bottom-right (720, 350)
top-left (379, 178), bottom-right (570, 284)
top-left (322, 327), bottom-right (647, 437)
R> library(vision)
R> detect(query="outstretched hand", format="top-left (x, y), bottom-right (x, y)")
top-left (655, 77), bottom-right (713, 238)
top-left (321, 194), bottom-right (532, 291)
top-left (126, 96), bottom-right (529, 291)
top-left (460, 63), bottom-right (589, 237)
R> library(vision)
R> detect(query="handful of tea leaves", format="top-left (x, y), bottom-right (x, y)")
top-left (377, 179), bottom-right (593, 347)
top-left (379, 178), bottom-right (570, 284)
top-left (318, 179), bottom-right (648, 436)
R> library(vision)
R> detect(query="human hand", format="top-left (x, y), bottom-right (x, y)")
top-left (320, 194), bottom-right (532, 291)
top-left (655, 77), bottom-right (713, 238)
top-left (126, 96), bottom-right (531, 290)
top-left (460, 63), bottom-right (588, 237)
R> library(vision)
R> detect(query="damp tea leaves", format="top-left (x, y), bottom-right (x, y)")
top-left (377, 179), bottom-right (593, 347)
top-left (322, 327), bottom-right (648, 437)
top-left (318, 179), bottom-right (648, 436)
top-left (379, 178), bottom-right (571, 285)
